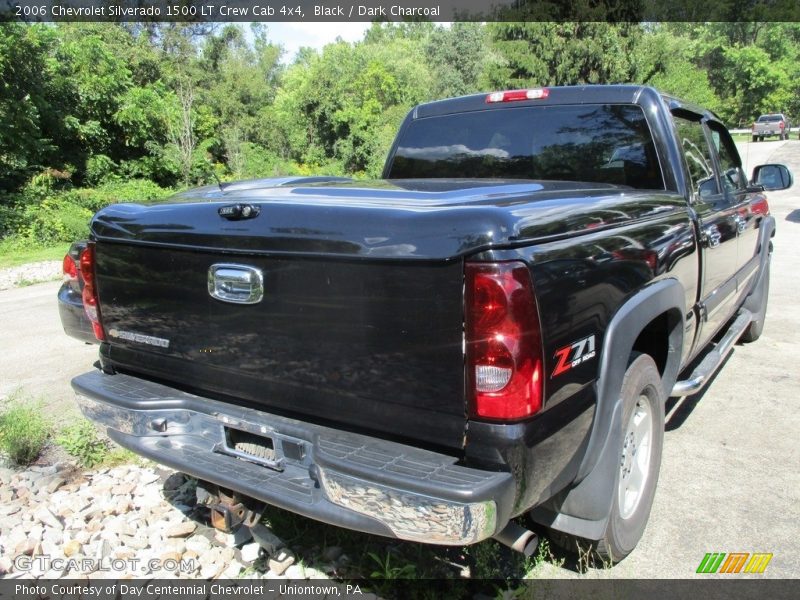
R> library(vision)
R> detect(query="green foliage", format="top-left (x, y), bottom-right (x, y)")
top-left (3, 176), bottom-right (172, 246)
top-left (18, 195), bottom-right (93, 245)
top-left (486, 23), bottom-right (641, 89)
top-left (3, 20), bottom-right (800, 245)
top-left (0, 241), bottom-right (67, 269)
top-left (0, 397), bottom-right (51, 466)
top-left (368, 551), bottom-right (417, 579)
top-left (426, 23), bottom-right (492, 99)
top-left (273, 33), bottom-right (431, 177)
top-left (56, 420), bottom-right (109, 467)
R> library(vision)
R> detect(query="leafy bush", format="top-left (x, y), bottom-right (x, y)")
top-left (56, 420), bottom-right (109, 467)
top-left (85, 154), bottom-right (118, 186)
top-left (0, 399), bottom-right (51, 466)
top-left (18, 196), bottom-right (93, 244)
top-left (3, 177), bottom-right (174, 247)
top-left (63, 179), bottom-right (173, 212)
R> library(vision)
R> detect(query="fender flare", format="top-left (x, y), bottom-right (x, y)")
top-left (531, 277), bottom-right (685, 539)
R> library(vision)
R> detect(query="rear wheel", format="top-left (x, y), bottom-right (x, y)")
top-left (752, 135), bottom-right (758, 142)
top-left (596, 353), bottom-right (665, 562)
top-left (550, 354), bottom-right (665, 564)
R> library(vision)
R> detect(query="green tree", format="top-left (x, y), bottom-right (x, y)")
top-left (273, 33), bottom-right (431, 176)
top-left (0, 24), bottom-right (59, 191)
top-left (485, 22), bottom-right (642, 89)
top-left (425, 23), bottom-right (492, 98)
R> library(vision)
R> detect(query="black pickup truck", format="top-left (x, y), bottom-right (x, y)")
top-left (66, 85), bottom-right (792, 562)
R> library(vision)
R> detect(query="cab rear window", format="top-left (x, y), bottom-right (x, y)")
top-left (387, 104), bottom-right (664, 190)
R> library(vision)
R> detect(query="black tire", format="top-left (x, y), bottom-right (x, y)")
top-left (741, 256), bottom-right (770, 343)
top-left (594, 353), bottom-right (665, 563)
top-left (752, 135), bottom-right (758, 142)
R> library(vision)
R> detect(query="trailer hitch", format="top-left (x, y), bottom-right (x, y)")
top-left (194, 480), bottom-right (297, 573)
top-left (195, 481), bottom-right (265, 532)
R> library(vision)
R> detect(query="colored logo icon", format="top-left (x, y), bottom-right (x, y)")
top-left (696, 552), bottom-right (773, 574)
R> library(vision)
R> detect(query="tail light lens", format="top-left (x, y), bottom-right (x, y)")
top-left (62, 254), bottom-right (77, 282)
top-left (465, 262), bottom-right (543, 420)
top-left (79, 244), bottom-right (105, 341)
top-left (779, 121), bottom-right (785, 129)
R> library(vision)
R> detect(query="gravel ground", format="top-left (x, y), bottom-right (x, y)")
top-left (0, 261), bottom-right (61, 291)
top-left (0, 462), bottom-right (331, 580)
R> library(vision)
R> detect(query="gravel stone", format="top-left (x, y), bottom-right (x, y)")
top-left (165, 521), bottom-right (197, 538)
top-left (268, 549), bottom-right (296, 576)
top-left (185, 535), bottom-right (212, 554)
top-left (34, 506), bottom-right (63, 530)
top-left (63, 540), bottom-right (82, 557)
top-left (214, 526), bottom-right (253, 547)
top-left (240, 542), bottom-right (262, 563)
top-left (0, 467), bottom-right (15, 485)
top-left (0, 459), bottom-right (318, 580)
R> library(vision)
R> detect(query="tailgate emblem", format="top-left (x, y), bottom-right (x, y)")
top-left (208, 264), bottom-right (264, 304)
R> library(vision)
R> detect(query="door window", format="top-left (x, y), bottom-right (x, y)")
top-left (672, 115), bottom-right (718, 200)
top-left (707, 122), bottom-right (747, 194)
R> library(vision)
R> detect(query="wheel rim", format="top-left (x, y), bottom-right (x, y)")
top-left (618, 392), bottom-right (653, 519)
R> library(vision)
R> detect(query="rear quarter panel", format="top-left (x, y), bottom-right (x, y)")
top-left (464, 198), bottom-right (698, 514)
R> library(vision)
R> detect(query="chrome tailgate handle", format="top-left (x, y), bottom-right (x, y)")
top-left (208, 264), bottom-right (264, 304)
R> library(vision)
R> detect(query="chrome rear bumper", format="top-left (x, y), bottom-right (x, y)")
top-left (73, 370), bottom-right (515, 545)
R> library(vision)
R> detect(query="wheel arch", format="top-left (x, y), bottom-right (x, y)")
top-left (530, 277), bottom-right (685, 540)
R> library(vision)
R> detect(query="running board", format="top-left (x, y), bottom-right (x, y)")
top-left (671, 309), bottom-right (753, 397)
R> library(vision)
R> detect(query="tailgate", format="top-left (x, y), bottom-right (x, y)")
top-left (95, 242), bottom-right (467, 450)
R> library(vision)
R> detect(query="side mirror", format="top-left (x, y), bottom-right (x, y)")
top-left (752, 163), bottom-right (794, 191)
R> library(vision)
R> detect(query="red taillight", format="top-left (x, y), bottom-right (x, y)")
top-left (79, 244), bottom-right (105, 341)
top-left (751, 196), bottom-right (770, 216)
top-left (752, 123), bottom-right (756, 131)
top-left (465, 262), bottom-right (543, 420)
top-left (486, 88), bottom-right (549, 103)
top-left (62, 254), bottom-right (77, 282)
top-left (779, 121), bottom-right (785, 129)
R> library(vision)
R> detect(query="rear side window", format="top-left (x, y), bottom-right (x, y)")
top-left (387, 104), bottom-right (664, 190)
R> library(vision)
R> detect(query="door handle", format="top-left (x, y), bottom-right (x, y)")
top-left (704, 226), bottom-right (722, 248)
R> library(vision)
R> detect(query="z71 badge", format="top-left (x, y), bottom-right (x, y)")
top-left (552, 334), bottom-right (596, 377)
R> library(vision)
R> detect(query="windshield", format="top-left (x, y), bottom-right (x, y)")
top-left (387, 104), bottom-right (664, 190)
top-left (758, 115), bottom-right (783, 122)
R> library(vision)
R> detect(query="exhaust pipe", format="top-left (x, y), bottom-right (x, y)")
top-left (492, 521), bottom-right (539, 557)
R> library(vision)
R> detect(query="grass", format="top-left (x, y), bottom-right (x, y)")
top-left (0, 393), bottom-right (52, 466)
top-left (0, 242), bottom-right (69, 270)
top-left (56, 420), bottom-right (111, 467)
top-left (0, 387), bottom-right (141, 468)
top-left (253, 504), bottom-right (576, 597)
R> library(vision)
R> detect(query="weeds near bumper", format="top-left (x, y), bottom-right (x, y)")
top-left (56, 420), bottom-right (109, 467)
top-left (0, 396), bottom-right (51, 466)
top-left (368, 550), bottom-right (418, 579)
